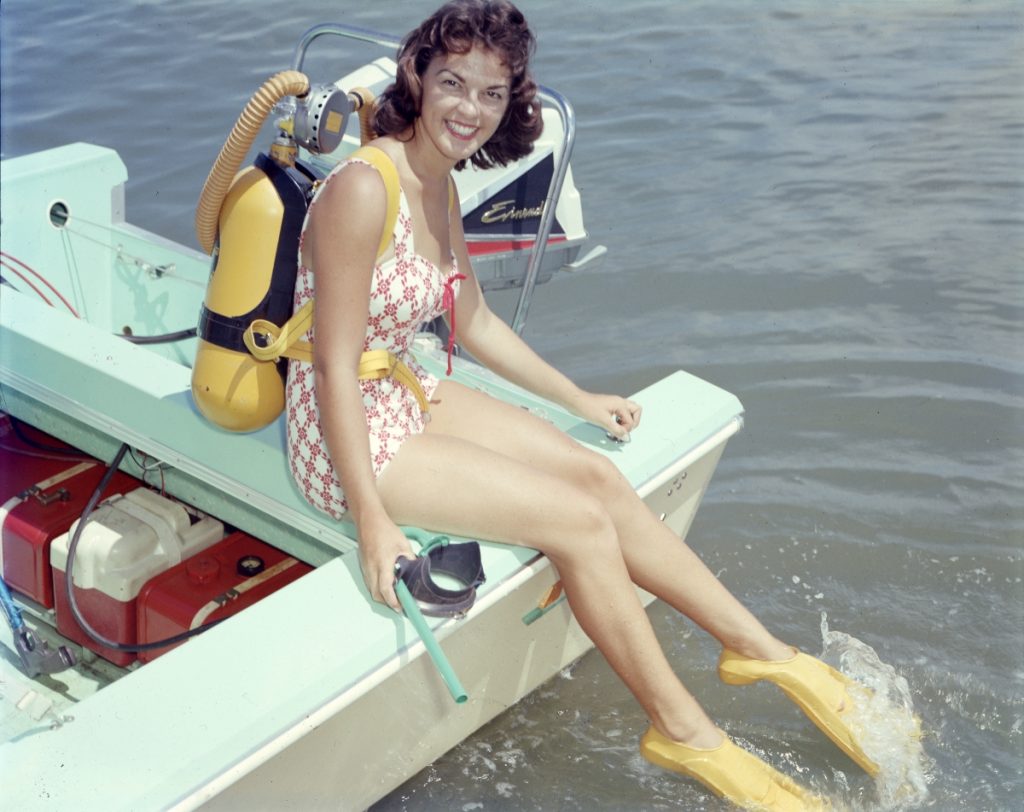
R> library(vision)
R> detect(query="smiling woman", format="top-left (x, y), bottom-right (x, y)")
top-left (372, 0), bottom-right (542, 171)
top-left (284, 1), bottom-right (894, 809)
top-left (413, 49), bottom-right (513, 171)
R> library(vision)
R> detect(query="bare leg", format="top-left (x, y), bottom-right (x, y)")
top-left (422, 382), bottom-right (792, 661)
top-left (377, 430), bottom-right (721, 746)
top-left (380, 383), bottom-right (845, 803)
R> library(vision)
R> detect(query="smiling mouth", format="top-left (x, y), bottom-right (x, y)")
top-left (445, 120), bottom-right (479, 141)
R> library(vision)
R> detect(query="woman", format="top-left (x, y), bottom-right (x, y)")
top-left (287, 1), bottom-right (873, 808)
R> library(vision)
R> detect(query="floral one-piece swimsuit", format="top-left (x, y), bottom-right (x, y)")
top-left (286, 157), bottom-right (463, 519)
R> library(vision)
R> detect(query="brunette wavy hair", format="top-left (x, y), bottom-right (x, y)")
top-left (373, 0), bottom-right (543, 171)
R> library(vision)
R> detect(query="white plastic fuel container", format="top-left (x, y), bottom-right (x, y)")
top-left (50, 487), bottom-right (224, 665)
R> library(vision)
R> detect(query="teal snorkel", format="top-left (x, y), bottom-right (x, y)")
top-left (395, 531), bottom-right (485, 704)
top-left (394, 579), bottom-right (467, 704)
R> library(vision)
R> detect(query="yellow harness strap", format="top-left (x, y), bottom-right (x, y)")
top-left (359, 145), bottom-right (403, 259)
top-left (242, 146), bottom-right (432, 412)
top-left (357, 349), bottom-right (431, 413)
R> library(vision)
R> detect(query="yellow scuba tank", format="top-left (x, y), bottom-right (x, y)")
top-left (191, 73), bottom-right (377, 432)
top-left (192, 154), bottom-right (320, 431)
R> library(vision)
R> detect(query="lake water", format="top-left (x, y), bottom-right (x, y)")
top-left (2, 1), bottom-right (1021, 809)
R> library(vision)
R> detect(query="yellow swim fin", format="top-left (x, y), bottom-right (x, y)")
top-left (639, 726), bottom-right (828, 811)
top-left (718, 648), bottom-right (880, 777)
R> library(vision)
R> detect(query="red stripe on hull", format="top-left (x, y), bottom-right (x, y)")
top-left (466, 235), bottom-right (568, 256)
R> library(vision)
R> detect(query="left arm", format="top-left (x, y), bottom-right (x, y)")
top-left (449, 199), bottom-right (640, 439)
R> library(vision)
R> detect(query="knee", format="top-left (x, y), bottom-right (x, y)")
top-left (546, 490), bottom-right (621, 567)
top-left (575, 449), bottom-right (631, 503)
top-left (578, 492), bottom-right (619, 545)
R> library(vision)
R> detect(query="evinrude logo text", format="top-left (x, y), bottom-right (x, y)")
top-left (480, 200), bottom-right (545, 224)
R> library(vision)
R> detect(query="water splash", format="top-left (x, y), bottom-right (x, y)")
top-left (819, 613), bottom-right (933, 809)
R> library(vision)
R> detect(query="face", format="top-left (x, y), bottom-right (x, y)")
top-left (416, 44), bottom-right (511, 166)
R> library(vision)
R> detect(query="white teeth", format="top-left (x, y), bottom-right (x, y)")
top-left (446, 121), bottom-right (477, 138)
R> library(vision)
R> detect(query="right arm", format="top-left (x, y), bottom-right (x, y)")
top-left (307, 163), bottom-right (413, 610)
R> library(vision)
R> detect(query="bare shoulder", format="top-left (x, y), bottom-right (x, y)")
top-left (318, 160), bottom-right (387, 214)
top-left (310, 159), bottom-right (388, 248)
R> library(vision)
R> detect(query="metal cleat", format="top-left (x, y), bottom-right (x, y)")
top-left (13, 627), bottom-right (76, 678)
top-left (2, 578), bottom-right (76, 677)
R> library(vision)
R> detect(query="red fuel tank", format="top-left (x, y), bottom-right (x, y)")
top-left (0, 414), bottom-right (141, 607)
top-left (136, 531), bottom-right (312, 663)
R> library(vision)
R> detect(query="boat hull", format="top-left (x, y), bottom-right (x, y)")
top-left (194, 437), bottom-right (730, 811)
top-left (0, 405), bottom-right (735, 811)
top-left (1, 142), bottom-right (743, 809)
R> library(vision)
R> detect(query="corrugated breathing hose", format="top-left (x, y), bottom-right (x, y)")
top-left (194, 70), bottom-right (311, 255)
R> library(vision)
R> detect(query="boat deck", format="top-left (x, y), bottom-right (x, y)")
top-left (1, 143), bottom-right (744, 809)
top-left (1, 366), bottom-right (742, 809)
